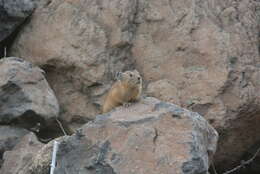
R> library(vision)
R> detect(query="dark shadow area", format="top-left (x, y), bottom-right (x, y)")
top-left (10, 110), bottom-right (71, 143)
top-left (0, 13), bottom-right (33, 58)
top-left (37, 118), bottom-right (73, 142)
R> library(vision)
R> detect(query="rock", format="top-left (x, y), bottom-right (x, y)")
top-left (0, 126), bottom-right (29, 169)
top-left (0, 57), bottom-right (59, 131)
top-left (0, 126), bottom-right (29, 155)
top-left (147, 79), bottom-right (181, 106)
top-left (0, 0), bottom-right (36, 57)
top-left (10, 0), bottom-right (138, 129)
top-left (131, 0), bottom-right (260, 170)
top-left (0, 132), bottom-right (44, 174)
top-left (9, 0), bottom-right (260, 171)
top-left (76, 97), bottom-right (218, 174)
top-left (6, 97), bottom-right (218, 174)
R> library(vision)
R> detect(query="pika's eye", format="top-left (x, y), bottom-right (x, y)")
top-left (129, 73), bottom-right (133, 77)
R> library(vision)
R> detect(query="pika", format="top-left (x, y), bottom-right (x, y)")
top-left (102, 70), bottom-right (142, 113)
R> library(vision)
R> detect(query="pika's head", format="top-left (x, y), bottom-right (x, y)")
top-left (116, 70), bottom-right (142, 87)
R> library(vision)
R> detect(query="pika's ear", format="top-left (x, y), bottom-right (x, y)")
top-left (115, 72), bottom-right (123, 80)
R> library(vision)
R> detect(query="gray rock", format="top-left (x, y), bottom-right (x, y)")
top-left (5, 97), bottom-right (218, 174)
top-left (0, 126), bottom-right (29, 169)
top-left (0, 132), bottom-right (44, 174)
top-left (0, 0), bottom-right (36, 42)
top-left (0, 0), bottom-right (37, 57)
top-left (0, 57), bottom-right (59, 129)
top-left (0, 126), bottom-right (29, 154)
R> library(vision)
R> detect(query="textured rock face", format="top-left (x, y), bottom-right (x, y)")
top-left (10, 0), bottom-right (138, 128)
top-left (9, 0), bottom-right (260, 170)
top-left (1, 133), bottom-right (44, 174)
top-left (0, 126), bottom-right (29, 168)
top-left (133, 0), bottom-right (260, 170)
top-left (0, 97), bottom-right (218, 174)
top-left (74, 97), bottom-right (218, 174)
top-left (0, 0), bottom-right (36, 57)
top-left (0, 57), bottom-right (59, 130)
top-left (0, 0), bottom-right (35, 41)
top-left (0, 126), bottom-right (29, 153)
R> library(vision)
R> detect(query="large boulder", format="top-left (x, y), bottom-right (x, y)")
top-left (132, 0), bottom-right (260, 171)
top-left (10, 0), bottom-right (138, 129)
top-left (0, 97), bottom-right (218, 174)
top-left (9, 0), bottom-right (260, 171)
top-left (0, 57), bottom-right (59, 130)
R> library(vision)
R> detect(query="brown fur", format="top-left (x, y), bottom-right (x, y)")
top-left (102, 70), bottom-right (142, 113)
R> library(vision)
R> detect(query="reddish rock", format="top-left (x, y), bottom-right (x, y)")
top-left (10, 0), bottom-right (138, 129)
top-left (2, 97), bottom-right (217, 174)
top-left (9, 0), bottom-right (260, 171)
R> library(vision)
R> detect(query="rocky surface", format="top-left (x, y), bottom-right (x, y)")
top-left (9, 0), bottom-right (260, 171)
top-left (0, 126), bottom-right (29, 153)
top-left (0, 126), bottom-right (29, 168)
top-left (132, 0), bottom-right (260, 170)
top-left (0, 57), bottom-right (59, 132)
top-left (0, 132), bottom-right (44, 174)
top-left (0, 97), bottom-right (218, 174)
top-left (10, 0), bottom-right (138, 129)
top-left (0, 0), bottom-right (37, 57)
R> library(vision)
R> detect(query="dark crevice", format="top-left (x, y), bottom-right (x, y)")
top-left (215, 110), bottom-right (260, 174)
top-left (153, 127), bottom-right (158, 145)
top-left (10, 110), bottom-right (46, 130)
top-left (6, 111), bottom-right (68, 143)
top-left (37, 118), bottom-right (73, 142)
top-left (0, 151), bottom-right (3, 169)
top-left (237, 141), bottom-right (260, 174)
top-left (0, 14), bottom-right (33, 58)
top-left (258, 29), bottom-right (260, 58)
